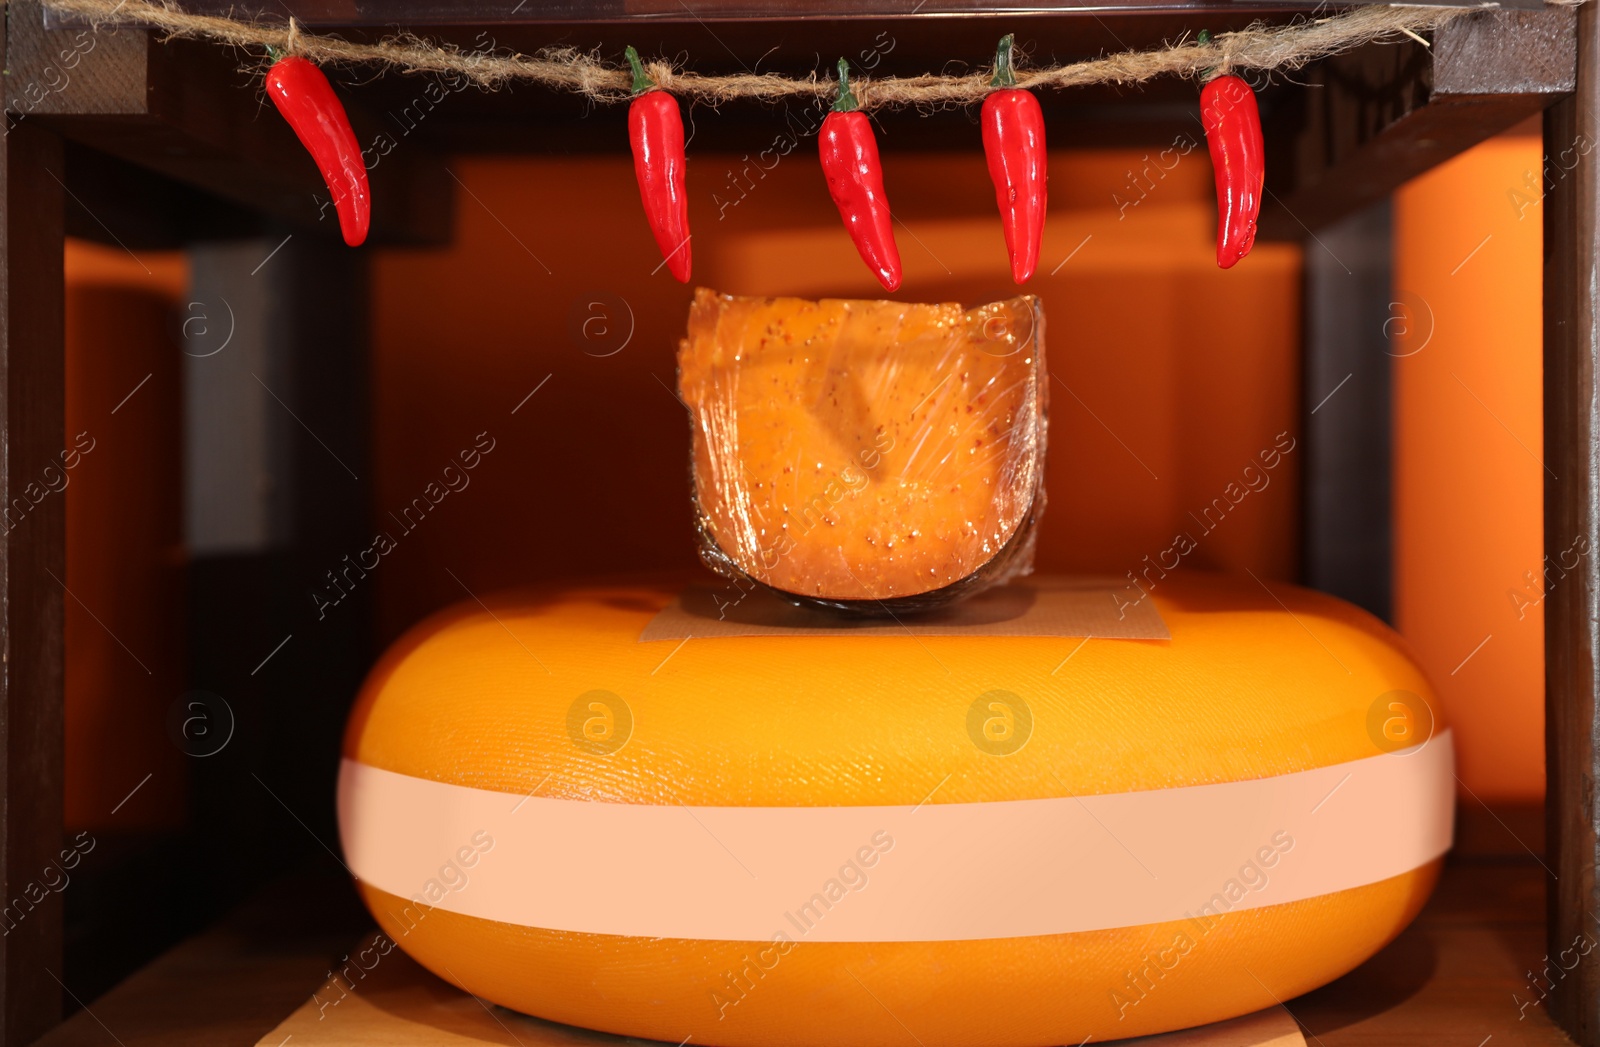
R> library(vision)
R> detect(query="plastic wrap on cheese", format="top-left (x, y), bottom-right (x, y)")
top-left (677, 288), bottom-right (1048, 614)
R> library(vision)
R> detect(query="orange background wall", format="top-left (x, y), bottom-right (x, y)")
top-left (370, 149), bottom-right (1303, 643)
top-left (1392, 120), bottom-right (1546, 802)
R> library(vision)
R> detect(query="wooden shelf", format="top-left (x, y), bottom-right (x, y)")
top-left (28, 810), bottom-right (1577, 1047)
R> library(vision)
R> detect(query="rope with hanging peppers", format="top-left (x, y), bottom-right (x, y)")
top-left (1196, 30), bottom-right (1265, 270)
top-left (264, 50), bottom-right (370, 248)
top-left (626, 46), bottom-right (692, 283)
top-left (982, 34), bottom-right (1047, 286)
top-left (819, 59), bottom-right (902, 293)
top-left (255, 27), bottom-right (1270, 275)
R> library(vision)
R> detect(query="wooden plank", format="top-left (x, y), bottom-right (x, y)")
top-left (5, 0), bottom-right (450, 245)
top-left (0, 106), bottom-right (68, 1047)
top-left (1261, 7), bottom-right (1576, 238)
top-left (1543, 4), bottom-right (1600, 1045)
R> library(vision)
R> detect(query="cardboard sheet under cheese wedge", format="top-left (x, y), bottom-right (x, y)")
top-left (638, 574), bottom-right (1170, 640)
top-left (678, 289), bottom-right (1047, 614)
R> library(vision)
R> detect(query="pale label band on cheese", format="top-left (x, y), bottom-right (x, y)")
top-left (338, 732), bottom-right (1453, 943)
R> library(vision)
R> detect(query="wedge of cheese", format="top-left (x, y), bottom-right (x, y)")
top-left (677, 289), bottom-right (1047, 611)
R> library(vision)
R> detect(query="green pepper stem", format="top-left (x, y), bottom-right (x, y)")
top-left (990, 34), bottom-right (1017, 89)
top-left (832, 58), bottom-right (860, 113)
top-left (1195, 29), bottom-right (1219, 83)
top-left (625, 46), bottom-right (655, 94)
top-left (265, 44), bottom-right (284, 63)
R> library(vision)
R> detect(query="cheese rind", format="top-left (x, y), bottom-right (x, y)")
top-left (678, 289), bottom-right (1047, 610)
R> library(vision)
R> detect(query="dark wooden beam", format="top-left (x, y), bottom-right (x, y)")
top-left (1546, 4), bottom-right (1600, 1044)
top-left (60, 141), bottom-right (264, 250)
top-left (37, 0), bottom-right (1549, 27)
top-left (5, 0), bottom-right (450, 245)
top-left (1262, 7), bottom-right (1576, 238)
top-left (0, 101), bottom-right (67, 1047)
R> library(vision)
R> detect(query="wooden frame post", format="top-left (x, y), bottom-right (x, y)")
top-left (1546, 3), bottom-right (1600, 1043)
top-left (0, 76), bottom-right (68, 1047)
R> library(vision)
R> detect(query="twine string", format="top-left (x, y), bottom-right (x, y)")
top-left (35, 0), bottom-right (1510, 109)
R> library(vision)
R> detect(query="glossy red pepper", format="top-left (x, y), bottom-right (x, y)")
top-left (626, 46), bottom-right (691, 282)
top-left (982, 34), bottom-right (1047, 284)
top-left (1197, 33), bottom-right (1264, 269)
top-left (819, 59), bottom-right (901, 292)
top-left (264, 53), bottom-right (369, 247)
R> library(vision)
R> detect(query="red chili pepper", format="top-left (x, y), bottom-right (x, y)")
top-left (982, 34), bottom-right (1047, 285)
top-left (819, 59), bottom-right (901, 292)
top-left (626, 47), bottom-right (691, 283)
top-left (1196, 32), bottom-right (1263, 270)
top-left (265, 53), bottom-right (370, 247)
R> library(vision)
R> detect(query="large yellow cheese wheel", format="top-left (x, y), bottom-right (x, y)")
top-left (338, 572), bottom-right (1449, 1047)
